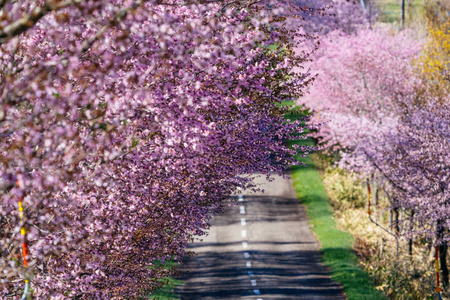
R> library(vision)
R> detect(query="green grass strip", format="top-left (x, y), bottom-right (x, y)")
top-left (148, 276), bottom-right (182, 300)
top-left (147, 260), bottom-right (182, 299)
top-left (290, 156), bottom-right (386, 300)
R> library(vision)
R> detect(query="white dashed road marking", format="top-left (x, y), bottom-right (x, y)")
top-left (238, 195), bottom-right (263, 298)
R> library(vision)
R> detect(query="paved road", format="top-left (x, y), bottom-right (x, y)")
top-left (176, 173), bottom-right (345, 299)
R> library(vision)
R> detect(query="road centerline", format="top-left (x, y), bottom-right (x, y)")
top-left (177, 175), bottom-right (345, 299)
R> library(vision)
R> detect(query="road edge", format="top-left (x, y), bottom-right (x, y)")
top-left (290, 159), bottom-right (386, 300)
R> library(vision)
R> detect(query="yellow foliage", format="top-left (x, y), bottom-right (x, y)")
top-left (417, 1), bottom-right (450, 98)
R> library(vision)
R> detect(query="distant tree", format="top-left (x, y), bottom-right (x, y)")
top-left (294, 0), bottom-right (368, 34)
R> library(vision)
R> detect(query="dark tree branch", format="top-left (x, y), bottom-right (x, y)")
top-left (0, 0), bottom-right (7, 11)
top-left (0, 0), bottom-right (83, 45)
top-left (362, 150), bottom-right (408, 193)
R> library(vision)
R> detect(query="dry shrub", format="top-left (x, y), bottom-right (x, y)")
top-left (354, 236), bottom-right (377, 263)
top-left (317, 156), bottom-right (444, 299)
top-left (322, 166), bottom-right (365, 210)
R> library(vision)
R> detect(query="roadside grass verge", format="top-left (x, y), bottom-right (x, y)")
top-left (290, 154), bottom-right (385, 299)
top-left (148, 276), bottom-right (182, 300)
top-left (377, 0), bottom-right (425, 25)
top-left (147, 260), bottom-right (182, 300)
top-left (284, 102), bottom-right (385, 299)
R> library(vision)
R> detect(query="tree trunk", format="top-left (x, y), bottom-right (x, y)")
top-left (409, 210), bottom-right (414, 257)
top-left (437, 218), bottom-right (449, 288)
top-left (379, 236), bottom-right (384, 257)
top-left (375, 185), bottom-right (379, 206)
top-left (367, 0), bottom-right (373, 30)
top-left (439, 243), bottom-right (449, 288)
top-left (401, 0), bottom-right (405, 28)
top-left (389, 208), bottom-right (393, 231)
top-left (393, 206), bottom-right (400, 235)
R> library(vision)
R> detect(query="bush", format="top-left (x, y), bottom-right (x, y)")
top-left (317, 154), bottom-right (442, 299)
top-left (322, 166), bottom-right (365, 210)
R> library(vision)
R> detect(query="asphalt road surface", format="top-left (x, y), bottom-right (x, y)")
top-left (176, 173), bottom-right (345, 299)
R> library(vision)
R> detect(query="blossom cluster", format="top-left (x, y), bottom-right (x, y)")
top-left (0, 0), bottom-right (314, 298)
top-left (299, 21), bottom-right (450, 243)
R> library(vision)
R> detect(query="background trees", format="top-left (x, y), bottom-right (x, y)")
top-left (297, 0), bottom-right (450, 294)
top-left (0, 1), bottom-right (314, 298)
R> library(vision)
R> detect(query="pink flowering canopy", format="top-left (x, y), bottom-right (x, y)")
top-left (298, 26), bottom-right (450, 244)
top-left (294, 0), bottom-right (368, 34)
top-left (0, 0), bottom-right (315, 298)
top-left (298, 28), bottom-right (421, 155)
top-left (362, 96), bottom-right (450, 243)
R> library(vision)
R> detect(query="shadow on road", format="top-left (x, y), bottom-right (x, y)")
top-left (215, 195), bottom-right (310, 225)
top-left (176, 246), bottom-right (343, 299)
top-left (175, 194), bottom-right (344, 299)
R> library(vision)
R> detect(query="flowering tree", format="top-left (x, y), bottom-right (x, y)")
top-left (298, 14), bottom-right (450, 286)
top-left (294, 0), bottom-right (368, 35)
top-left (296, 29), bottom-right (422, 255)
top-left (362, 94), bottom-right (450, 285)
top-left (0, 0), bottom-right (314, 298)
top-left (298, 28), bottom-right (420, 155)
